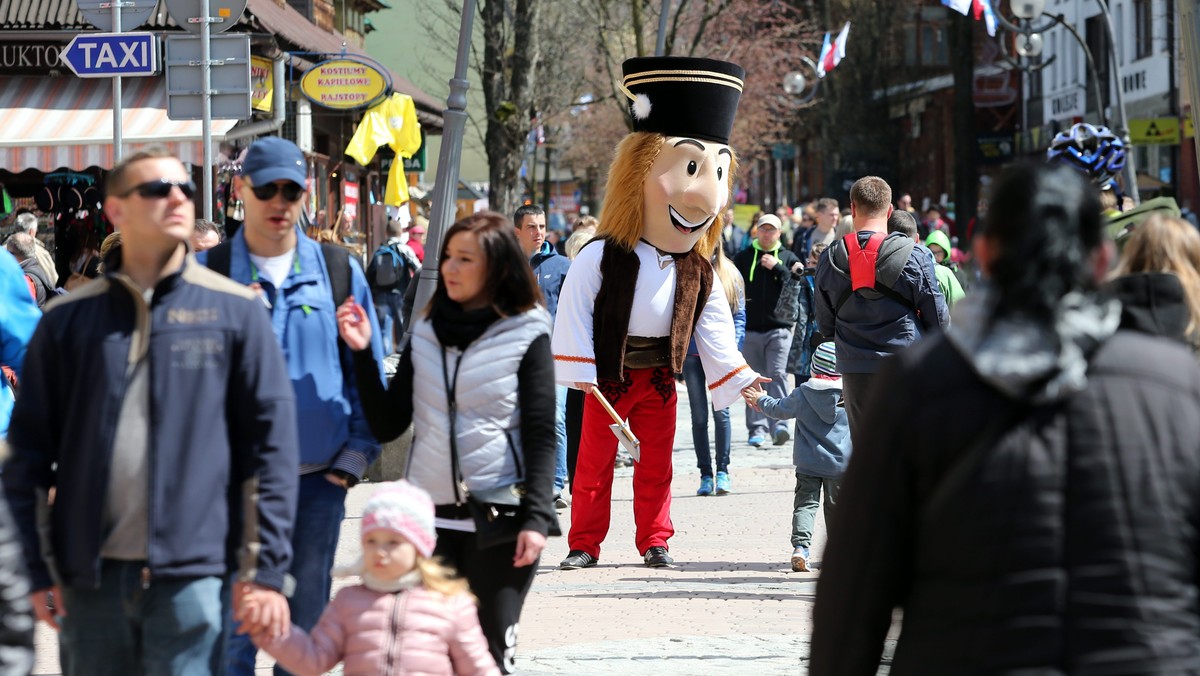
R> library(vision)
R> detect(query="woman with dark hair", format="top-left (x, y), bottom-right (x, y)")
top-left (336, 211), bottom-right (556, 674)
top-left (811, 164), bottom-right (1200, 673)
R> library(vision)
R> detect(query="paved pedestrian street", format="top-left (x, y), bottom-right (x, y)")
top-left (34, 380), bottom-right (893, 674)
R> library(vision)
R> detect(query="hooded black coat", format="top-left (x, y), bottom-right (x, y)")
top-left (811, 328), bottom-right (1200, 674)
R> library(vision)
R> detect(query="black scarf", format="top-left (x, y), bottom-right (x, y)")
top-left (431, 297), bottom-right (501, 349)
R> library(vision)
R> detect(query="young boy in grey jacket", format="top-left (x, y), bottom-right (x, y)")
top-left (743, 341), bottom-right (851, 572)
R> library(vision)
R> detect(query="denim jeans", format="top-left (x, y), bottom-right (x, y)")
top-left (373, 290), bottom-right (405, 355)
top-left (683, 355), bottom-right (731, 476)
top-left (554, 384), bottom-right (568, 493)
top-left (792, 472), bottom-right (840, 548)
top-left (742, 328), bottom-right (793, 438)
top-left (60, 560), bottom-right (223, 676)
top-left (226, 472), bottom-right (347, 676)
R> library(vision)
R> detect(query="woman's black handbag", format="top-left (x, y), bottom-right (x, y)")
top-left (442, 348), bottom-right (524, 550)
top-left (464, 484), bottom-right (525, 550)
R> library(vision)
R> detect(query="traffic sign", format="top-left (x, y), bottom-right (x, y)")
top-left (165, 0), bottom-right (247, 34)
top-left (60, 32), bottom-right (157, 78)
top-left (75, 0), bottom-right (156, 32)
top-left (164, 34), bottom-right (251, 120)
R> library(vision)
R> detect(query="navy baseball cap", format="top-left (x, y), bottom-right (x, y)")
top-left (241, 137), bottom-right (307, 187)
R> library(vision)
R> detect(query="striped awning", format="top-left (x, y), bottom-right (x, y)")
top-left (0, 75), bottom-right (237, 172)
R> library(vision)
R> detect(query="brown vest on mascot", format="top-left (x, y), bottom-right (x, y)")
top-left (591, 239), bottom-right (713, 382)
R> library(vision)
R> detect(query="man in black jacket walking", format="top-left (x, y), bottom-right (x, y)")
top-left (734, 214), bottom-right (800, 448)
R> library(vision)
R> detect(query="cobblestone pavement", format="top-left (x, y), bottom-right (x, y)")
top-left (34, 380), bottom-right (880, 675)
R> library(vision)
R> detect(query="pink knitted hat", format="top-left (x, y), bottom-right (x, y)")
top-left (360, 480), bottom-right (437, 558)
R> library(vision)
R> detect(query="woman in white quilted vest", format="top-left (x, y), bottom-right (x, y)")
top-left (336, 211), bottom-right (557, 675)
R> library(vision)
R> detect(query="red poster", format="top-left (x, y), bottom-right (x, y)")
top-left (343, 180), bottom-right (359, 221)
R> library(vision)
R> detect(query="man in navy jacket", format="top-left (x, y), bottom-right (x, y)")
top-left (515, 204), bottom-right (572, 504)
top-left (814, 176), bottom-right (947, 447)
top-left (5, 148), bottom-right (299, 675)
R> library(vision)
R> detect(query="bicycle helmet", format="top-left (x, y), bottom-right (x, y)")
top-left (1046, 123), bottom-right (1127, 189)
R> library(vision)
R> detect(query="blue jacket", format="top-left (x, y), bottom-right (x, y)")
top-left (199, 227), bottom-right (384, 478)
top-left (0, 249), bottom-right (39, 438)
top-left (757, 379), bottom-right (851, 478)
top-left (530, 241), bottom-right (571, 321)
top-left (5, 254), bottom-right (299, 591)
top-left (814, 231), bottom-right (948, 374)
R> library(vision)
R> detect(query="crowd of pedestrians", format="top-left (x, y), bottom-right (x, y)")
top-left (1, 120), bottom-right (1200, 675)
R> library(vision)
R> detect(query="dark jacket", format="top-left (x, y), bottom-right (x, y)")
top-left (0, 481), bottom-right (32, 672)
top-left (17, 258), bottom-right (51, 309)
top-left (814, 231), bottom-right (948, 373)
top-left (733, 239), bottom-right (800, 332)
top-left (5, 253), bottom-right (299, 592)
top-left (1107, 272), bottom-right (1192, 347)
top-left (811, 330), bottom-right (1200, 674)
top-left (529, 241), bottom-right (571, 321)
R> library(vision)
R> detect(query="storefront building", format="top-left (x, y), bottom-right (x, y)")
top-left (0, 0), bottom-right (442, 275)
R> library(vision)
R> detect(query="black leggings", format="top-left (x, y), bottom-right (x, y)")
top-left (566, 387), bottom-right (584, 487)
top-left (434, 528), bottom-right (538, 674)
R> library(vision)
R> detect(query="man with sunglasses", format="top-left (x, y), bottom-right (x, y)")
top-left (198, 136), bottom-right (386, 676)
top-left (5, 147), bottom-right (300, 674)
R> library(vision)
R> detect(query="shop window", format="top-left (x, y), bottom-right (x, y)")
top-left (920, 25), bottom-right (948, 66)
top-left (1134, 0), bottom-right (1153, 59)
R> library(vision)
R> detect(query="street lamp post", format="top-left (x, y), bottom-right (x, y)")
top-left (1181, 0), bottom-right (1200, 181)
top-left (409, 0), bottom-right (477, 329)
top-left (1094, 0), bottom-right (1140, 202)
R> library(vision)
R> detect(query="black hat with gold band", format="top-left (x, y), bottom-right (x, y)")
top-left (620, 56), bottom-right (745, 145)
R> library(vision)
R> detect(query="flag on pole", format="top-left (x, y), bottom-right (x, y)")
top-left (816, 31), bottom-right (832, 78)
top-left (941, 0), bottom-right (972, 15)
top-left (976, 0), bottom-right (998, 36)
top-left (818, 22), bottom-right (851, 78)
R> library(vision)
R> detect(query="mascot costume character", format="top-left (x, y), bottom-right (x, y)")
top-left (552, 56), bottom-right (765, 569)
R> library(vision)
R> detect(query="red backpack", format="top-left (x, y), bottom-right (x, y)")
top-left (834, 232), bottom-right (918, 317)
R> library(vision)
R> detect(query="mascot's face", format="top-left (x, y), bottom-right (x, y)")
top-left (642, 136), bottom-right (732, 253)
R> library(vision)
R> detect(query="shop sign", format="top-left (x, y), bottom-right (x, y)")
top-left (343, 180), bottom-right (359, 221)
top-left (1129, 118), bottom-right (1181, 146)
top-left (300, 58), bottom-right (388, 110)
top-left (1, 42), bottom-right (66, 75)
top-left (977, 133), bottom-right (1015, 164)
top-left (402, 131), bottom-right (426, 172)
top-left (250, 56), bottom-right (273, 112)
top-left (1043, 85), bottom-right (1085, 122)
top-left (1185, 116), bottom-right (1194, 139)
top-left (1120, 54), bottom-right (1170, 101)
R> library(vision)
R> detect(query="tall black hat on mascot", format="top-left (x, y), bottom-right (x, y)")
top-left (620, 56), bottom-right (745, 143)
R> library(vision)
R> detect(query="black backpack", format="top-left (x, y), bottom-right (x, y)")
top-left (368, 244), bottom-right (406, 290)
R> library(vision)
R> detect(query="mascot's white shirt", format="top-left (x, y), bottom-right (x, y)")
top-left (552, 239), bottom-right (759, 410)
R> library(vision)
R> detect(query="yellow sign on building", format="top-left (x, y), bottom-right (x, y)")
top-left (251, 56), bottom-right (273, 113)
top-left (300, 59), bottom-right (389, 110)
top-left (1185, 116), bottom-right (1195, 139)
top-left (1128, 118), bottom-right (1181, 145)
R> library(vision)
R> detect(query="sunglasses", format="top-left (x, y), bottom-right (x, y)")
top-left (122, 179), bottom-right (196, 200)
top-left (249, 182), bottom-right (305, 202)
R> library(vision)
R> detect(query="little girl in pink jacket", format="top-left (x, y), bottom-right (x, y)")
top-left (251, 481), bottom-right (499, 676)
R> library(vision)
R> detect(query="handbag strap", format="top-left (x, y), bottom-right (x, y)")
top-left (440, 347), bottom-right (468, 505)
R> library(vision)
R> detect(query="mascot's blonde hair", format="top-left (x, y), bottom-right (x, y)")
top-left (598, 132), bottom-right (738, 259)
